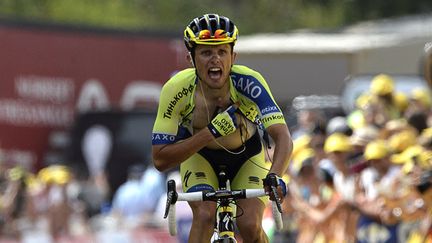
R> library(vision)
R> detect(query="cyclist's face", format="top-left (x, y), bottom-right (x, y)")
top-left (194, 44), bottom-right (236, 89)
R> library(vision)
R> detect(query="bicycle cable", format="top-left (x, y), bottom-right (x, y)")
top-left (198, 76), bottom-right (272, 170)
top-left (244, 131), bottom-right (274, 172)
top-left (232, 199), bottom-right (244, 219)
top-left (199, 81), bottom-right (246, 155)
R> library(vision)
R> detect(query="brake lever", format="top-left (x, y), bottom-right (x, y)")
top-left (271, 185), bottom-right (283, 213)
top-left (163, 179), bottom-right (178, 218)
top-left (265, 174), bottom-right (283, 213)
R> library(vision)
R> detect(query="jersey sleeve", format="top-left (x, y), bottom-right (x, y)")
top-left (152, 73), bottom-right (194, 145)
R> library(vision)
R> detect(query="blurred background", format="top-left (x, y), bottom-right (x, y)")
top-left (0, 1), bottom-right (431, 242)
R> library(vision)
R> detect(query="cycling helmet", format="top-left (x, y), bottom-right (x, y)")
top-left (184, 14), bottom-right (239, 51)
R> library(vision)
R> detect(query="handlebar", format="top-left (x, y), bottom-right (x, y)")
top-left (164, 179), bottom-right (284, 235)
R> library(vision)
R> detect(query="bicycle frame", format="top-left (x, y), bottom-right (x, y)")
top-left (212, 170), bottom-right (237, 242)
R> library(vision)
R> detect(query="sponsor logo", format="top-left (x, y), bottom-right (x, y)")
top-left (152, 133), bottom-right (176, 143)
top-left (232, 76), bottom-right (262, 99)
top-left (212, 117), bottom-right (235, 135)
top-left (222, 214), bottom-right (230, 231)
top-left (187, 184), bottom-right (214, 192)
top-left (261, 106), bottom-right (279, 114)
top-left (261, 114), bottom-right (284, 124)
top-left (163, 84), bottom-right (194, 119)
top-left (195, 172), bottom-right (206, 179)
top-left (183, 170), bottom-right (192, 187)
top-left (248, 176), bottom-right (260, 185)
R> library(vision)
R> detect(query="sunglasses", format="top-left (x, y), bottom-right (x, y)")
top-left (198, 29), bottom-right (228, 40)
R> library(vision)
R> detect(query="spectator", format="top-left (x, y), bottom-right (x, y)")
top-left (355, 140), bottom-right (402, 243)
top-left (323, 133), bottom-right (359, 242)
top-left (326, 116), bottom-right (352, 136)
top-left (367, 74), bottom-right (400, 127)
top-left (292, 109), bottom-right (324, 139)
top-left (111, 163), bottom-right (165, 227)
top-left (349, 126), bottom-right (379, 173)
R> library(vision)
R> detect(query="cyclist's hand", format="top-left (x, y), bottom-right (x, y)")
top-left (207, 104), bottom-right (238, 138)
top-left (263, 173), bottom-right (287, 203)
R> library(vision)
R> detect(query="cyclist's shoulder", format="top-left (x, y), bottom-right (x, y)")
top-left (230, 65), bottom-right (268, 89)
top-left (231, 64), bottom-right (263, 78)
top-left (164, 68), bottom-right (196, 87)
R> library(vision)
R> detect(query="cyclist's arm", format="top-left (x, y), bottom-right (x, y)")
top-left (230, 67), bottom-right (292, 176)
top-left (153, 71), bottom-right (213, 172)
top-left (152, 128), bottom-right (214, 172)
top-left (266, 123), bottom-right (292, 176)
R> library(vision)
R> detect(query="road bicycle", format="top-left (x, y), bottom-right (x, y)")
top-left (164, 170), bottom-right (283, 242)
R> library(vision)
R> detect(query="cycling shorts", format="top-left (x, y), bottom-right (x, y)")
top-left (180, 131), bottom-right (271, 204)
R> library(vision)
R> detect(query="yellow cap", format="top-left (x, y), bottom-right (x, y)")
top-left (391, 145), bottom-right (423, 164)
top-left (292, 148), bottom-right (315, 175)
top-left (421, 127), bottom-right (432, 138)
top-left (38, 165), bottom-right (71, 185)
top-left (324, 133), bottom-right (352, 153)
top-left (418, 150), bottom-right (432, 169)
top-left (291, 135), bottom-right (311, 159)
top-left (393, 92), bottom-right (409, 112)
top-left (364, 140), bottom-right (389, 161)
top-left (399, 148), bottom-right (432, 173)
top-left (370, 74), bottom-right (395, 96)
top-left (355, 93), bottom-right (375, 109)
top-left (25, 173), bottom-right (45, 193)
top-left (411, 88), bottom-right (431, 108)
top-left (419, 127), bottom-right (432, 146)
top-left (388, 130), bottom-right (417, 153)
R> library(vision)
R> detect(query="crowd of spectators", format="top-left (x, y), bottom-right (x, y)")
top-left (274, 73), bottom-right (432, 242)
top-left (0, 157), bottom-right (174, 242)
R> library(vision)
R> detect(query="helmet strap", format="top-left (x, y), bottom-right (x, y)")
top-left (188, 48), bottom-right (196, 68)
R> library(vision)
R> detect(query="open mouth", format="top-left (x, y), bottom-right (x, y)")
top-left (208, 67), bottom-right (222, 80)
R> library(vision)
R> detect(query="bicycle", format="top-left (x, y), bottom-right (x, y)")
top-left (163, 170), bottom-right (284, 242)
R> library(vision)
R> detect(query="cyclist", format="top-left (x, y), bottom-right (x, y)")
top-left (152, 13), bottom-right (292, 242)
